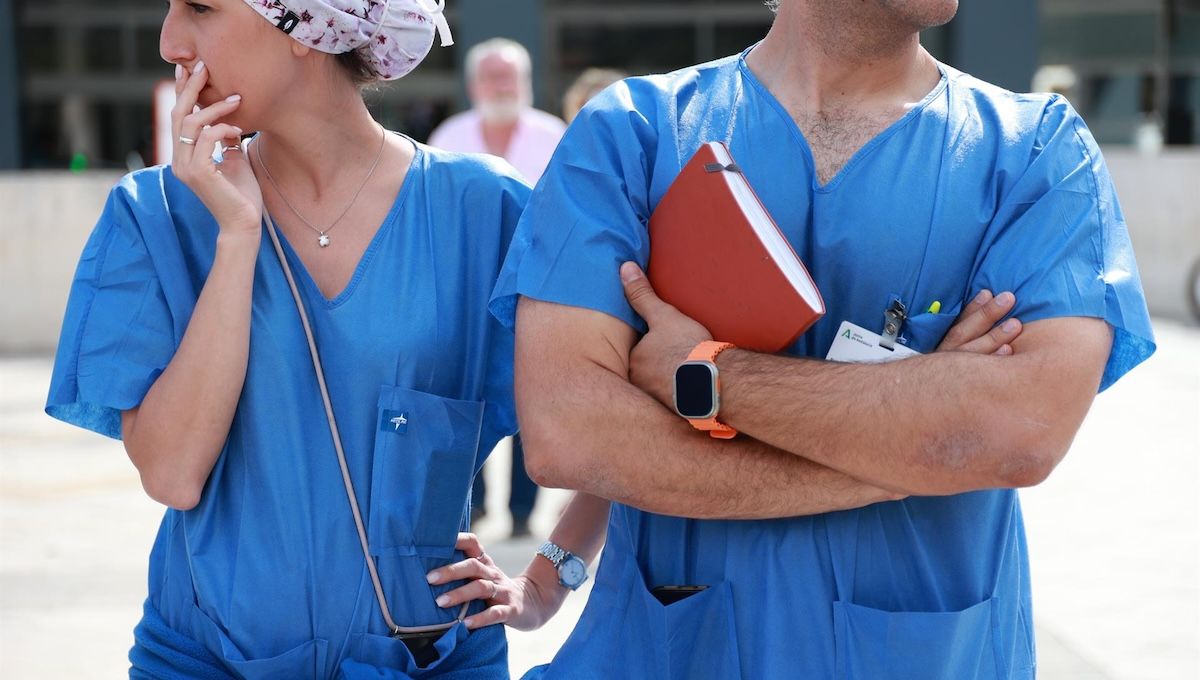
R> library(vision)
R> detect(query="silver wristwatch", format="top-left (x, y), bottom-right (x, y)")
top-left (536, 541), bottom-right (589, 591)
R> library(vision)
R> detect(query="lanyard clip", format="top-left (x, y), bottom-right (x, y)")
top-left (879, 298), bottom-right (907, 351)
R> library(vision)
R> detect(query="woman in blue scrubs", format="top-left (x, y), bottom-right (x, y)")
top-left (46, 1), bottom-right (525, 677)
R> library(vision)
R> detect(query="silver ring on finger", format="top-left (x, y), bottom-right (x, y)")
top-left (214, 144), bottom-right (240, 164)
top-left (488, 580), bottom-right (498, 599)
top-left (179, 136), bottom-right (196, 145)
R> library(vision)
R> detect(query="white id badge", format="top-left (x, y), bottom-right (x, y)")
top-left (826, 321), bottom-right (920, 363)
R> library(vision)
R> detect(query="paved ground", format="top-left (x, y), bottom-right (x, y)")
top-left (1, 318), bottom-right (1197, 678)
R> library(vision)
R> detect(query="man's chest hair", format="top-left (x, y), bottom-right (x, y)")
top-left (794, 105), bottom-right (907, 185)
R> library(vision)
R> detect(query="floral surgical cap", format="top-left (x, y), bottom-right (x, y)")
top-left (243, 0), bottom-right (453, 81)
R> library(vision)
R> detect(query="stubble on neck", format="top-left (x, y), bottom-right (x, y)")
top-left (746, 0), bottom-right (950, 184)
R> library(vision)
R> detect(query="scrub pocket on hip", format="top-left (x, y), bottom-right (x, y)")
top-left (343, 623), bottom-right (496, 676)
top-left (188, 602), bottom-right (329, 680)
top-left (833, 597), bottom-right (999, 680)
top-left (623, 553), bottom-right (743, 679)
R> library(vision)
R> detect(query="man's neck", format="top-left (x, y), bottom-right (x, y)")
top-left (747, 2), bottom-right (940, 116)
top-left (480, 117), bottom-right (519, 158)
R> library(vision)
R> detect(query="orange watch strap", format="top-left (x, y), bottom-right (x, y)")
top-left (684, 341), bottom-right (737, 438)
top-left (686, 340), bottom-right (737, 363)
top-left (692, 417), bottom-right (737, 439)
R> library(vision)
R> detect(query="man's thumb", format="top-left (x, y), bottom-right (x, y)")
top-left (621, 261), bottom-right (662, 319)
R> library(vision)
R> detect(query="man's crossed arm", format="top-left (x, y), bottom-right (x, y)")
top-left (514, 264), bottom-right (1108, 518)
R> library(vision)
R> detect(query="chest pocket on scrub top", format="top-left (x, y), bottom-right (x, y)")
top-left (369, 384), bottom-right (483, 558)
top-left (898, 301), bottom-right (963, 354)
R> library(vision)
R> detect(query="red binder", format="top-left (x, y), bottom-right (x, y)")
top-left (648, 142), bottom-right (825, 353)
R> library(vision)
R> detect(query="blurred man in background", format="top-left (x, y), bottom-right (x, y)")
top-left (429, 37), bottom-right (565, 184)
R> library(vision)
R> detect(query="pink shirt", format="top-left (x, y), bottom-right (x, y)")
top-left (427, 108), bottom-right (567, 184)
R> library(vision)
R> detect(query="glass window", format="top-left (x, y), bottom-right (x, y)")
top-left (549, 0), bottom-right (714, 4)
top-left (84, 27), bottom-right (125, 73)
top-left (92, 101), bottom-right (121, 165)
top-left (713, 22), bottom-right (772, 56)
top-left (1041, 13), bottom-right (1158, 63)
top-left (1166, 74), bottom-right (1198, 146)
top-left (558, 24), bottom-right (696, 73)
top-left (1083, 73), bottom-right (1149, 145)
top-left (22, 101), bottom-right (64, 169)
top-left (136, 26), bottom-right (168, 73)
top-left (23, 25), bottom-right (60, 73)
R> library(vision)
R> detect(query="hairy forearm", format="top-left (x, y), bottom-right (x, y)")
top-left (123, 229), bottom-right (260, 509)
top-left (520, 362), bottom-right (900, 519)
top-left (717, 322), bottom-right (1106, 495)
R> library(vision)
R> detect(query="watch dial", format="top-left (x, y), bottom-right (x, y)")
top-left (675, 363), bottom-right (717, 418)
top-left (562, 558), bottom-right (587, 586)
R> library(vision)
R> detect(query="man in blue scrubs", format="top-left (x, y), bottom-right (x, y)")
top-left (489, 0), bottom-right (1155, 678)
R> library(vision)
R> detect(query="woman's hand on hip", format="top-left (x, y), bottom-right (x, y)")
top-left (171, 61), bottom-right (262, 234)
top-left (426, 533), bottom-right (567, 632)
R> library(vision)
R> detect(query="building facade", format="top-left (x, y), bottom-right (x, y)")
top-left (2, 0), bottom-right (1198, 170)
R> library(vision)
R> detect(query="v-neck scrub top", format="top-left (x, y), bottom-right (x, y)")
top-left (490, 50), bottom-right (1155, 679)
top-left (47, 141), bottom-right (530, 678)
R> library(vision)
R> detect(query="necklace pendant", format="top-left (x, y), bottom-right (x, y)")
top-left (318, 234), bottom-right (331, 248)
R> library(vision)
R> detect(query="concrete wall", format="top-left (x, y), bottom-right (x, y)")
top-left (1103, 149), bottom-right (1200, 324)
top-left (1, 171), bottom-right (122, 353)
top-left (1, 151), bottom-right (1197, 353)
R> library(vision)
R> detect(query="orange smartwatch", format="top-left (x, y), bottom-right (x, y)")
top-left (673, 340), bottom-right (737, 439)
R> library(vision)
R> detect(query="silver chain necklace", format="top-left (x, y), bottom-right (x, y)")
top-left (255, 125), bottom-right (387, 248)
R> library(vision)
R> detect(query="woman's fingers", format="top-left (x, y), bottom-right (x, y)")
top-left (175, 124), bottom-right (242, 186)
top-left (426, 556), bottom-right (502, 586)
top-left (173, 63), bottom-right (187, 97)
top-left (195, 123), bottom-right (242, 148)
top-left (171, 61), bottom-right (207, 134)
top-left (464, 604), bottom-right (515, 630)
top-left (434, 578), bottom-right (501, 610)
top-left (215, 141), bottom-right (250, 176)
top-left (171, 61), bottom-right (209, 164)
top-left (179, 96), bottom-right (242, 144)
top-left (454, 533), bottom-right (486, 560)
top-left (195, 124), bottom-right (243, 159)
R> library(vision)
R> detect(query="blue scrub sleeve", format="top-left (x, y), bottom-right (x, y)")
top-left (490, 81), bottom-right (661, 334)
top-left (478, 174), bottom-right (530, 454)
top-left (46, 182), bottom-right (178, 439)
top-left (971, 97), bottom-right (1155, 391)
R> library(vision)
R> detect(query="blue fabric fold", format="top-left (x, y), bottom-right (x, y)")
top-left (130, 599), bottom-right (234, 680)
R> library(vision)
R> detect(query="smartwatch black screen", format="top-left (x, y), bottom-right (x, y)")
top-left (674, 363), bottom-right (717, 418)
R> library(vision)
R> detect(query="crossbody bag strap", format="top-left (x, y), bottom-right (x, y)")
top-left (262, 210), bottom-right (469, 635)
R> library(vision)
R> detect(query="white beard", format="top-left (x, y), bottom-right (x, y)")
top-left (478, 99), bottom-right (524, 125)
